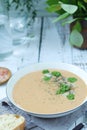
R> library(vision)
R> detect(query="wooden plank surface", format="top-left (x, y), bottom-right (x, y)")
top-left (40, 17), bottom-right (65, 62)
top-left (40, 17), bottom-right (73, 63)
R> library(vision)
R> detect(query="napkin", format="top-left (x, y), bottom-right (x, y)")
top-left (32, 105), bottom-right (85, 130)
top-left (0, 98), bottom-right (87, 130)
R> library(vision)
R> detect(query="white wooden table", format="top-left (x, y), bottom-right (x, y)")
top-left (0, 17), bottom-right (87, 130)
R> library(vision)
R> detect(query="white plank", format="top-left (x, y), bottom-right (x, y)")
top-left (72, 48), bottom-right (87, 72)
top-left (40, 17), bottom-right (65, 62)
top-left (40, 17), bottom-right (73, 64)
top-left (62, 34), bottom-right (73, 64)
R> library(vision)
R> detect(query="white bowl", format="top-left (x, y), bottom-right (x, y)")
top-left (6, 63), bottom-right (87, 118)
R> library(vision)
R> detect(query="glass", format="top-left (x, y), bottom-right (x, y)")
top-left (8, 9), bottom-right (36, 69)
top-left (0, 15), bottom-right (13, 59)
top-left (0, 0), bottom-right (13, 60)
top-left (9, 16), bottom-right (28, 46)
top-left (0, 1), bottom-right (36, 71)
top-left (9, 7), bottom-right (35, 47)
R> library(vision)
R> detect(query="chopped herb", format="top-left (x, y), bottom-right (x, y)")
top-left (68, 77), bottom-right (77, 83)
top-left (51, 71), bottom-right (61, 77)
top-left (67, 93), bottom-right (75, 100)
top-left (42, 69), bottom-right (77, 100)
top-left (56, 83), bottom-right (70, 94)
top-left (42, 69), bottom-right (50, 74)
top-left (43, 76), bottom-right (51, 81)
top-left (56, 90), bottom-right (61, 94)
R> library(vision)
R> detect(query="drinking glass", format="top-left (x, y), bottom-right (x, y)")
top-left (9, 16), bottom-right (27, 45)
top-left (8, 9), bottom-right (36, 69)
top-left (0, 0), bottom-right (14, 60)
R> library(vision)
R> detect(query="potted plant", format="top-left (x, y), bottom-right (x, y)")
top-left (46, 0), bottom-right (87, 49)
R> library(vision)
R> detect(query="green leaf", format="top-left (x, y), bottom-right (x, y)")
top-left (68, 77), bottom-right (77, 83)
top-left (46, 4), bottom-right (61, 12)
top-left (43, 76), bottom-right (51, 81)
top-left (73, 21), bottom-right (82, 32)
top-left (84, 18), bottom-right (87, 20)
top-left (59, 2), bottom-right (78, 14)
top-left (46, 0), bottom-right (59, 6)
top-left (69, 30), bottom-right (83, 47)
top-left (78, 1), bottom-right (87, 11)
top-left (53, 12), bottom-right (69, 23)
top-left (51, 71), bottom-right (61, 77)
top-left (42, 69), bottom-right (50, 74)
top-left (62, 18), bottom-right (77, 26)
top-left (83, 0), bottom-right (87, 3)
top-left (67, 93), bottom-right (75, 100)
top-left (56, 83), bottom-right (70, 94)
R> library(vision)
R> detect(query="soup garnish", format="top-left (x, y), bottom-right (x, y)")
top-left (42, 69), bottom-right (77, 100)
top-left (67, 77), bottom-right (77, 83)
top-left (67, 93), bottom-right (75, 100)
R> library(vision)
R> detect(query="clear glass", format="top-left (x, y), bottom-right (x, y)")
top-left (8, 7), bottom-right (34, 50)
top-left (9, 16), bottom-right (28, 46)
top-left (0, 0), bottom-right (13, 60)
top-left (0, 1), bottom-right (36, 71)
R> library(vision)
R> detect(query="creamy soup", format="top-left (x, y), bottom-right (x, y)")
top-left (13, 69), bottom-right (87, 114)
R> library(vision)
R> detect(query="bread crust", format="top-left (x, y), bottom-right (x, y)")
top-left (0, 114), bottom-right (25, 130)
top-left (14, 115), bottom-right (25, 130)
top-left (14, 121), bottom-right (25, 130)
top-left (0, 67), bottom-right (11, 85)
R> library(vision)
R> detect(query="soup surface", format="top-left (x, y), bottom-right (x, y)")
top-left (13, 69), bottom-right (87, 114)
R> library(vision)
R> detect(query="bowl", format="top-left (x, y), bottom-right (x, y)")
top-left (6, 63), bottom-right (87, 118)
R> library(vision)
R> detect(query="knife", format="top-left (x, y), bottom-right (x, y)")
top-left (72, 111), bottom-right (87, 130)
top-left (72, 123), bottom-right (84, 130)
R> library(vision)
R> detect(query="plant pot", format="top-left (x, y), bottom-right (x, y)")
top-left (70, 20), bottom-right (87, 49)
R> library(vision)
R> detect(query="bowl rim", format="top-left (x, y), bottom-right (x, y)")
top-left (6, 62), bottom-right (87, 118)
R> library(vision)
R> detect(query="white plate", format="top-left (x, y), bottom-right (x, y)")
top-left (6, 63), bottom-right (87, 118)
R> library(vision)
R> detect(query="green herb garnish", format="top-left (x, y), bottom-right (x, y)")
top-left (67, 93), bottom-right (75, 100)
top-left (56, 83), bottom-right (70, 94)
top-left (42, 69), bottom-right (77, 100)
top-left (68, 77), bottom-right (77, 83)
top-left (51, 71), bottom-right (61, 77)
top-left (42, 69), bottom-right (50, 74)
top-left (43, 76), bottom-right (51, 81)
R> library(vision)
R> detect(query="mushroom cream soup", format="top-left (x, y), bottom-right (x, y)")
top-left (13, 69), bottom-right (87, 114)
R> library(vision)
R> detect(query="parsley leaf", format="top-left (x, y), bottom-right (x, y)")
top-left (51, 71), bottom-right (61, 77)
top-left (67, 93), bottom-right (75, 100)
top-left (68, 77), bottom-right (77, 83)
top-left (56, 83), bottom-right (70, 94)
top-left (42, 69), bottom-right (50, 74)
top-left (43, 76), bottom-right (51, 81)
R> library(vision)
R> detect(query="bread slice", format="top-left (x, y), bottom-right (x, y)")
top-left (0, 67), bottom-right (11, 85)
top-left (0, 114), bottom-right (25, 130)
